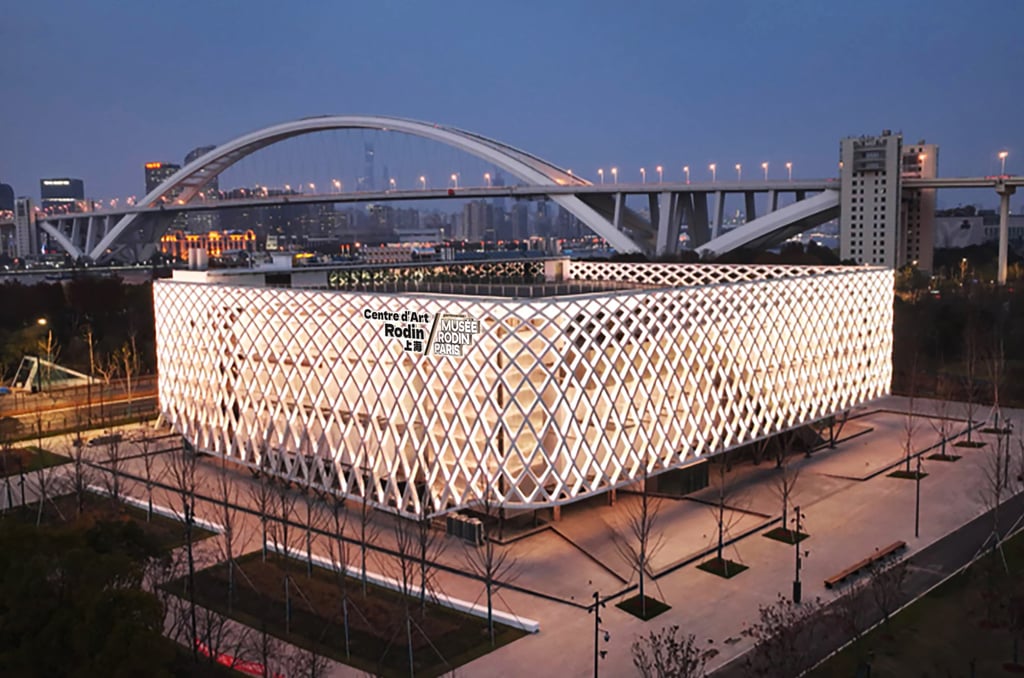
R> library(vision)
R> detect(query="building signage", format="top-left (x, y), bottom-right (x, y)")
top-left (363, 307), bottom-right (479, 356)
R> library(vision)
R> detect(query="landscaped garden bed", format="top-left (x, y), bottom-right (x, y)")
top-left (165, 552), bottom-right (526, 678)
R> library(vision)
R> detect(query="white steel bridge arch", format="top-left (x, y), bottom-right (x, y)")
top-left (86, 115), bottom-right (645, 261)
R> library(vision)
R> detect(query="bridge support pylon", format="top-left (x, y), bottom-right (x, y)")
top-left (997, 183), bottom-right (1016, 286)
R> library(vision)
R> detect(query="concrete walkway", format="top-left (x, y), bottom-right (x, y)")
top-left (12, 398), bottom-right (1024, 677)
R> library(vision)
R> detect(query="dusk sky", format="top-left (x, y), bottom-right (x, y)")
top-left (3, 0), bottom-right (1023, 207)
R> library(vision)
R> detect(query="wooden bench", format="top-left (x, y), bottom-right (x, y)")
top-left (824, 540), bottom-right (906, 589)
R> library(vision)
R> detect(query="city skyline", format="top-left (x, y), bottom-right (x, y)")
top-left (2, 1), bottom-right (1023, 207)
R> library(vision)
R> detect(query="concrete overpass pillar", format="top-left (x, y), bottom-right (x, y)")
top-left (655, 191), bottom-right (681, 257)
top-left (690, 193), bottom-right (710, 247)
top-left (998, 184), bottom-right (1017, 285)
top-left (712, 191), bottom-right (725, 239)
top-left (613, 192), bottom-right (624, 232)
top-left (744, 192), bottom-right (756, 222)
top-left (768, 190), bottom-right (778, 212)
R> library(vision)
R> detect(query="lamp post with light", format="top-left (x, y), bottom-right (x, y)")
top-left (735, 164), bottom-right (742, 182)
top-left (683, 166), bottom-right (690, 184)
top-left (762, 162), bottom-right (769, 181)
top-left (786, 162), bottom-right (793, 181)
top-left (598, 168), bottom-right (604, 184)
top-left (640, 167), bottom-right (646, 184)
top-left (656, 165), bottom-right (663, 183)
top-left (484, 172), bottom-right (492, 188)
top-left (999, 150), bottom-right (1009, 175)
top-left (419, 176), bottom-right (427, 190)
top-left (611, 167), bottom-right (618, 184)
top-left (709, 164), bottom-right (716, 182)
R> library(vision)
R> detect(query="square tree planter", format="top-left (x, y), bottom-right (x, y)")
top-left (697, 557), bottom-right (748, 579)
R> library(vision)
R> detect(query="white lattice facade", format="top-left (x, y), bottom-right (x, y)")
top-left (154, 262), bottom-right (893, 517)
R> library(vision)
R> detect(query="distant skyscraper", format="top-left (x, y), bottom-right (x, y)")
top-left (900, 141), bottom-right (938, 272)
top-left (839, 132), bottom-right (902, 268)
top-left (145, 162), bottom-right (181, 194)
top-left (0, 182), bottom-right (14, 211)
top-left (362, 143), bottom-right (375, 191)
top-left (39, 178), bottom-right (85, 212)
top-left (13, 197), bottom-right (38, 258)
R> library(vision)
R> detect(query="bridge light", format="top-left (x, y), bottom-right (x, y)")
top-left (484, 172), bottom-right (491, 187)
top-left (419, 176), bottom-right (427, 190)
top-left (999, 150), bottom-right (1009, 175)
top-left (735, 163), bottom-right (742, 181)
top-left (709, 164), bottom-right (716, 182)
top-left (785, 162), bottom-right (793, 181)
top-left (683, 166), bottom-right (690, 184)
top-left (450, 173), bottom-right (459, 189)
top-left (611, 167), bottom-right (618, 184)
top-left (761, 162), bottom-right (769, 180)
top-left (656, 166), bottom-right (663, 183)
top-left (640, 167), bottom-right (646, 184)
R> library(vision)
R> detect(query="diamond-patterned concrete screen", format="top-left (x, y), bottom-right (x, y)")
top-left (154, 262), bottom-right (893, 517)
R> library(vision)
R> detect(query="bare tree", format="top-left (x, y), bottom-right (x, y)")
top-left (772, 454), bottom-right (801, 541)
top-left (355, 452), bottom-right (381, 595)
top-left (323, 490), bottom-right (356, 659)
top-left (632, 625), bottom-right (714, 678)
top-left (248, 447), bottom-right (276, 563)
top-left (831, 582), bottom-right (874, 667)
top-left (64, 439), bottom-right (95, 519)
top-left (167, 443), bottom-right (201, 659)
top-left (929, 372), bottom-right (958, 460)
top-left (391, 513), bottom-right (420, 674)
top-left (269, 471), bottom-right (301, 635)
top-left (99, 429), bottom-right (127, 504)
top-left (94, 354), bottom-right (119, 427)
top-left (612, 464), bottom-right (666, 619)
top-left (902, 356), bottom-right (920, 474)
top-left (985, 334), bottom-right (1007, 432)
top-left (980, 429), bottom-right (1015, 561)
top-left (414, 498), bottom-right (446, 615)
top-left (119, 335), bottom-right (140, 418)
top-left (962, 315), bottom-right (982, 444)
top-left (138, 427), bottom-right (163, 520)
top-left (463, 483), bottom-right (521, 646)
top-left (742, 594), bottom-right (824, 678)
top-left (29, 457), bottom-right (61, 526)
top-left (215, 456), bottom-right (249, 613)
top-left (867, 557), bottom-right (908, 630)
top-left (703, 451), bottom-right (747, 575)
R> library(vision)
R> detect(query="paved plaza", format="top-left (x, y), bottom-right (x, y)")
top-left (8, 395), bottom-right (1023, 677)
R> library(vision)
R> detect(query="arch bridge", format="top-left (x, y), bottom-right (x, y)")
top-left (37, 115), bottom-right (836, 263)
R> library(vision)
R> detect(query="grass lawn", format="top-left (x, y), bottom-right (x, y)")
top-left (616, 594), bottom-right (671, 620)
top-left (763, 527), bottom-right (810, 544)
top-left (0, 446), bottom-right (70, 477)
top-left (8, 492), bottom-right (216, 552)
top-left (697, 557), bottom-right (748, 578)
top-left (166, 552), bottom-right (526, 678)
top-left (809, 532), bottom-right (1024, 677)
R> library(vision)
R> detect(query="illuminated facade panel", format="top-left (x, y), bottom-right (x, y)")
top-left (154, 263), bottom-right (893, 517)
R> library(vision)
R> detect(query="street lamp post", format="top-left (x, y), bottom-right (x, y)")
top-left (735, 164), bottom-right (742, 182)
top-left (611, 167), bottom-right (618, 184)
top-left (683, 166), bottom-right (690, 184)
top-left (450, 173), bottom-right (459, 189)
top-left (656, 165), bottom-right (663, 183)
top-left (388, 178), bottom-right (396, 191)
top-left (793, 505), bottom-right (805, 603)
top-left (484, 172), bottom-right (492, 188)
top-left (598, 168), bottom-right (604, 184)
top-left (589, 590), bottom-right (609, 677)
top-left (786, 162), bottom-right (793, 181)
top-left (709, 164), bottom-right (716, 182)
top-left (762, 162), bottom-right (769, 181)
top-left (640, 167), bottom-right (646, 184)
top-left (999, 150), bottom-right (1009, 176)
top-left (915, 453), bottom-right (922, 538)
top-left (419, 175), bottom-right (427, 190)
